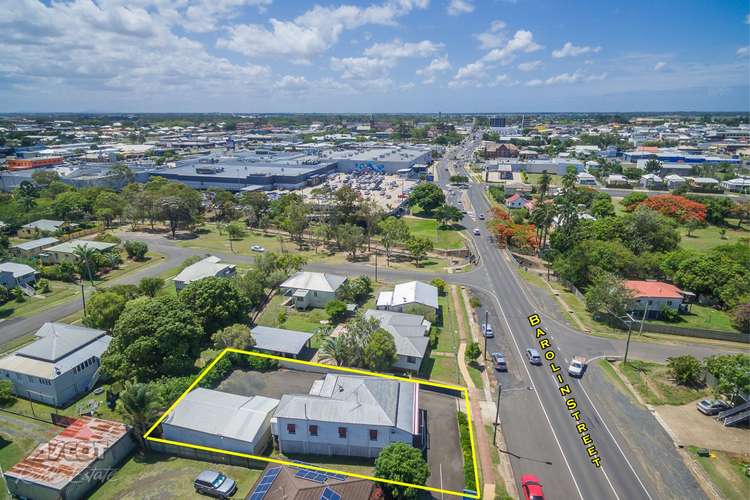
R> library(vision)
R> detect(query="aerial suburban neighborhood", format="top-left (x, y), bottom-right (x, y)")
top-left (0, 1), bottom-right (748, 500)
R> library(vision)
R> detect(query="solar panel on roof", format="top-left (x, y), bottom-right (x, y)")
top-left (249, 466), bottom-right (282, 499)
top-left (321, 487), bottom-right (342, 500)
top-left (325, 471), bottom-right (348, 481)
top-left (295, 469), bottom-right (327, 483)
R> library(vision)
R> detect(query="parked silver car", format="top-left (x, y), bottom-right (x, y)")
top-left (696, 399), bottom-right (731, 416)
top-left (194, 470), bottom-right (237, 498)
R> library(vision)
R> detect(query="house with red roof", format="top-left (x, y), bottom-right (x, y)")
top-left (624, 280), bottom-right (686, 319)
top-left (505, 193), bottom-right (536, 211)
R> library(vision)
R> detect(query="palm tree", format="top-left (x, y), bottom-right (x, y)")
top-left (537, 171), bottom-right (551, 203)
top-left (73, 244), bottom-right (97, 286)
top-left (318, 336), bottom-right (348, 366)
top-left (530, 203), bottom-right (558, 252)
top-left (117, 382), bottom-right (160, 449)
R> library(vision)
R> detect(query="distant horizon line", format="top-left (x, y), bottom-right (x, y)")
top-left (1, 110), bottom-right (748, 116)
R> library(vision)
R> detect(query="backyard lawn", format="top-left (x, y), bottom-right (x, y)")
top-left (402, 216), bottom-right (466, 250)
top-left (525, 173), bottom-right (563, 186)
top-left (89, 451), bottom-right (262, 499)
top-left (647, 304), bottom-right (739, 333)
top-left (420, 355), bottom-right (461, 385)
top-left (436, 294), bottom-right (459, 352)
top-left (679, 223), bottom-right (750, 251)
top-left (617, 360), bottom-right (709, 406)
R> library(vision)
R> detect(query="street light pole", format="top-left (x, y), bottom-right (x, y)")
top-left (492, 382), bottom-right (502, 442)
top-left (374, 250), bottom-right (378, 283)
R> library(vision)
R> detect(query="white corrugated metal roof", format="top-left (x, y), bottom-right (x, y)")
top-left (280, 271), bottom-right (346, 293)
top-left (164, 388), bottom-right (279, 443)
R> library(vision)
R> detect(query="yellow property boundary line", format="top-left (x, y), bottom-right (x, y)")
top-left (143, 348), bottom-right (481, 499)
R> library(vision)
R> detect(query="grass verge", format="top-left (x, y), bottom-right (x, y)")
top-left (686, 446), bottom-right (750, 500)
top-left (617, 360), bottom-right (709, 406)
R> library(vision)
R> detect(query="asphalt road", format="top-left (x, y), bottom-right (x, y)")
top-left (439, 138), bottom-right (709, 499)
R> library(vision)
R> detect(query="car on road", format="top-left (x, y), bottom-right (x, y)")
top-left (696, 399), bottom-right (731, 415)
top-left (526, 348), bottom-right (542, 365)
top-left (567, 356), bottom-right (587, 378)
top-left (472, 228), bottom-right (481, 236)
top-left (194, 470), bottom-right (237, 498)
top-left (478, 213), bottom-right (485, 220)
top-left (492, 352), bottom-right (507, 371)
top-left (482, 323), bottom-right (494, 338)
top-left (521, 474), bottom-right (545, 500)
top-left (250, 245), bottom-right (265, 252)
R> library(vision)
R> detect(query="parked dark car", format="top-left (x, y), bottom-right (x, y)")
top-left (194, 470), bottom-right (237, 498)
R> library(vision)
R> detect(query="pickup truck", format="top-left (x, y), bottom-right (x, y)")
top-left (568, 356), bottom-right (587, 378)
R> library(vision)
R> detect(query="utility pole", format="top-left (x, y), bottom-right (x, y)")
top-left (80, 280), bottom-right (87, 316)
top-left (374, 250), bottom-right (378, 283)
top-left (492, 382), bottom-right (502, 442)
top-left (483, 310), bottom-right (489, 360)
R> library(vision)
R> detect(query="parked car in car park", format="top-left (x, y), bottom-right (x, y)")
top-left (492, 352), bottom-right (507, 371)
top-left (526, 348), bottom-right (542, 365)
top-left (696, 399), bottom-right (731, 415)
top-left (194, 470), bottom-right (237, 498)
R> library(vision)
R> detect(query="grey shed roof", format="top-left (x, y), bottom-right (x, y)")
top-left (11, 237), bottom-right (59, 251)
top-left (21, 219), bottom-right (65, 231)
top-left (16, 323), bottom-right (107, 363)
top-left (0, 262), bottom-right (37, 277)
top-left (274, 374), bottom-right (417, 434)
top-left (45, 239), bottom-right (117, 254)
top-left (364, 309), bottom-right (430, 358)
top-left (164, 388), bottom-right (279, 443)
top-left (250, 326), bottom-right (313, 355)
top-left (173, 255), bottom-right (234, 285)
top-left (280, 271), bottom-right (346, 293)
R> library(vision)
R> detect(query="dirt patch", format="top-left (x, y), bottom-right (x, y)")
top-left (656, 400), bottom-right (749, 454)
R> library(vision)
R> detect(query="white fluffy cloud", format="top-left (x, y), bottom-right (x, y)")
top-left (518, 60), bottom-right (542, 71)
top-left (217, 0), bottom-right (429, 61)
top-left (454, 61), bottom-right (486, 80)
top-left (447, 0), bottom-right (474, 16)
top-left (552, 42), bottom-right (602, 58)
top-left (483, 30), bottom-right (542, 64)
top-left (654, 61), bottom-right (667, 70)
top-left (330, 56), bottom-right (396, 79)
top-left (364, 39), bottom-right (443, 58)
top-left (416, 56), bottom-right (452, 83)
top-left (475, 20), bottom-right (507, 50)
top-left (737, 46), bottom-right (749, 57)
top-left (0, 0), bottom-right (270, 97)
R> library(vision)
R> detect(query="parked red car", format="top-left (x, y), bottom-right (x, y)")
top-left (521, 474), bottom-right (545, 500)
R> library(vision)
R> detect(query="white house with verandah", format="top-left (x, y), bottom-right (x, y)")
top-left (271, 374), bottom-right (420, 458)
top-left (279, 271), bottom-right (347, 309)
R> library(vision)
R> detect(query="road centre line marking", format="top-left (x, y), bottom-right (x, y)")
top-left (469, 283), bottom-right (585, 500)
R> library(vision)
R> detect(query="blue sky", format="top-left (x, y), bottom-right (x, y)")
top-left (1, 0), bottom-right (748, 112)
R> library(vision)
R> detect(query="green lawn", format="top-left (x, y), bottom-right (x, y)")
top-left (420, 355), bottom-right (461, 385)
top-left (618, 360), bottom-right (709, 406)
top-left (176, 223), bottom-right (315, 258)
top-left (0, 280), bottom-right (79, 320)
top-left (255, 294), bottom-right (331, 349)
top-left (89, 451), bottom-right (262, 500)
top-left (647, 304), bottom-right (739, 333)
top-left (436, 294), bottom-right (459, 352)
top-left (467, 362), bottom-right (484, 390)
top-left (2, 383), bottom-right (122, 423)
top-left (686, 446), bottom-right (750, 500)
top-left (679, 223), bottom-right (750, 251)
top-left (525, 173), bottom-right (563, 186)
top-left (402, 216), bottom-right (466, 250)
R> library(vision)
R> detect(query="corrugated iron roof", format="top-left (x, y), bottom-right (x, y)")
top-left (4, 417), bottom-right (129, 490)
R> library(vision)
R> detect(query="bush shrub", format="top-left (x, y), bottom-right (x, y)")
top-left (457, 412), bottom-right (477, 491)
top-left (660, 306), bottom-right (681, 323)
top-left (124, 240), bottom-right (148, 261)
top-left (0, 380), bottom-right (16, 406)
